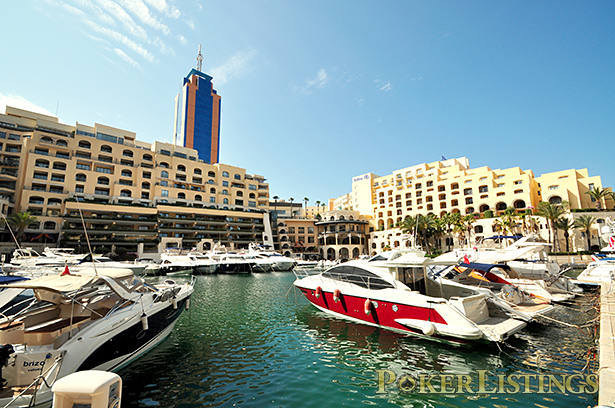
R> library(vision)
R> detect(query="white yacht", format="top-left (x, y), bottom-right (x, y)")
top-left (0, 268), bottom-right (193, 408)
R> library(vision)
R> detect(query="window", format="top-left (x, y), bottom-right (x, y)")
top-left (223, 198), bottom-right (229, 204)
top-left (95, 167), bottom-right (112, 174)
top-left (76, 163), bottom-right (91, 171)
top-left (195, 195), bottom-right (202, 201)
top-left (100, 145), bottom-right (112, 153)
top-left (53, 162), bottom-right (67, 171)
top-left (35, 160), bottom-right (49, 168)
top-left (143, 154), bottom-right (153, 162)
top-left (141, 192), bottom-right (149, 199)
top-left (33, 172), bottom-right (48, 180)
top-left (210, 197), bottom-right (216, 203)
top-left (34, 148), bottom-right (49, 156)
top-left (514, 180), bottom-right (522, 185)
top-left (160, 180), bottom-right (168, 187)
top-left (98, 155), bottom-right (112, 163)
top-left (143, 172), bottom-right (151, 179)
top-left (123, 150), bottom-right (133, 158)
top-left (177, 165), bottom-right (186, 172)
top-left (161, 171), bottom-right (169, 178)
top-left (75, 152), bottom-right (91, 159)
top-left (50, 174), bottom-right (65, 182)
top-left (120, 190), bottom-right (132, 197)
top-left (249, 184), bottom-right (257, 191)
top-left (75, 174), bottom-right (86, 182)
top-left (222, 181), bottom-right (229, 187)
top-left (211, 188), bottom-right (217, 194)
top-left (548, 185), bottom-right (559, 190)
top-left (234, 174), bottom-right (241, 180)
top-left (142, 182), bottom-right (150, 189)
top-left (178, 192), bottom-right (186, 199)
top-left (75, 185), bottom-right (84, 193)
top-left (479, 185), bottom-right (488, 193)
top-left (159, 162), bottom-right (170, 168)
top-left (56, 152), bottom-right (69, 159)
top-left (97, 177), bottom-right (110, 185)
top-left (222, 190), bottom-right (228, 195)
top-left (479, 177), bottom-right (487, 181)
top-left (162, 190), bottom-right (169, 197)
top-left (222, 171), bottom-right (229, 177)
top-left (94, 188), bottom-right (109, 196)
top-left (465, 197), bottom-right (473, 204)
top-left (121, 170), bottom-right (132, 177)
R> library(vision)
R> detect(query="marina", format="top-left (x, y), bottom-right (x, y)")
top-left (116, 272), bottom-right (598, 407)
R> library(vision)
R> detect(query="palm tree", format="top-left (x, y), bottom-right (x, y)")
top-left (535, 201), bottom-right (569, 246)
top-left (461, 214), bottom-right (476, 246)
top-left (573, 214), bottom-right (595, 251)
top-left (554, 217), bottom-right (575, 253)
top-left (272, 195), bottom-right (279, 221)
top-left (289, 197), bottom-right (294, 218)
top-left (585, 186), bottom-right (611, 210)
top-left (441, 212), bottom-right (461, 252)
top-left (7, 211), bottom-right (39, 243)
top-left (303, 197), bottom-right (309, 219)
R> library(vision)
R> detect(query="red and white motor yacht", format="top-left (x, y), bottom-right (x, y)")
top-left (293, 252), bottom-right (527, 344)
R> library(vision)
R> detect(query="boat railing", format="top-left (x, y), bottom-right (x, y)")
top-left (293, 268), bottom-right (395, 291)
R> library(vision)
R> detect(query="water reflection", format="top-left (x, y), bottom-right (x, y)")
top-left (118, 273), bottom-right (598, 408)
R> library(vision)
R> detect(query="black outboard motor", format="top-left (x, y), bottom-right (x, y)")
top-left (0, 344), bottom-right (14, 390)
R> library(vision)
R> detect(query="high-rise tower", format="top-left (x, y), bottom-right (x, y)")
top-left (173, 45), bottom-right (221, 164)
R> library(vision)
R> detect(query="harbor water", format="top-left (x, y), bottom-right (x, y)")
top-left (118, 272), bottom-right (598, 407)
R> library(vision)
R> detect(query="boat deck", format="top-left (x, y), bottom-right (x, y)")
top-left (476, 316), bottom-right (526, 341)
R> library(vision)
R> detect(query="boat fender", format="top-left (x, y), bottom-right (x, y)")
top-left (364, 299), bottom-right (372, 315)
top-left (333, 289), bottom-right (341, 303)
top-left (315, 286), bottom-right (322, 299)
top-left (141, 313), bottom-right (149, 331)
top-left (172, 297), bottom-right (178, 309)
top-left (421, 321), bottom-right (435, 336)
top-left (185, 298), bottom-right (190, 311)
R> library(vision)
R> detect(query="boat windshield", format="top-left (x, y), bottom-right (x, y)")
top-left (322, 265), bottom-right (394, 290)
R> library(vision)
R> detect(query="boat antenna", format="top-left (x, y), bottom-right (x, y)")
top-left (0, 211), bottom-right (23, 252)
top-left (77, 202), bottom-right (98, 276)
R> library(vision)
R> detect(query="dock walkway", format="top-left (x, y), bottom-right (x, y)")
top-left (599, 281), bottom-right (615, 406)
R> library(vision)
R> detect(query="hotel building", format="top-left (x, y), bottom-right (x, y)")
top-left (338, 157), bottom-right (612, 254)
top-left (173, 68), bottom-right (221, 164)
top-left (0, 107), bottom-right (269, 256)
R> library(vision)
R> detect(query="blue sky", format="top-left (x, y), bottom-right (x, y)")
top-left (1, 1), bottom-right (614, 207)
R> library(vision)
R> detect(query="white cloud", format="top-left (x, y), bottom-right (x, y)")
top-left (114, 48), bottom-right (140, 68)
top-left (295, 68), bottom-right (330, 94)
top-left (96, 0), bottom-right (149, 41)
top-left (379, 82), bottom-right (393, 91)
top-left (208, 49), bottom-right (257, 85)
top-left (177, 34), bottom-right (187, 45)
top-left (0, 94), bottom-right (55, 117)
top-left (142, 0), bottom-right (180, 18)
top-left (86, 20), bottom-right (154, 62)
top-left (117, 0), bottom-right (171, 35)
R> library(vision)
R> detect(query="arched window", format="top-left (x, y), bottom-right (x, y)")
top-left (159, 162), bottom-right (169, 168)
top-left (479, 204), bottom-right (490, 213)
top-left (222, 190), bottom-right (228, 195)
top-left (177, 164), bottom-right (186, 172)
top-left (237, 191), bottom-right (243, 197)
top-left (97, 177), bottom-right (109, 185)
top-left (513, 200), bottom-right (526, 209)
top-left (466, 206), bottom-right (475, 214)
top-left (475, 225), bottom-right (484, 233)
top-left (29, 196), bottom-right (45, 205)
top-left (223, 198), bottom-right (229, 204)
top-left (496, 202), bottom-right (507, 211)
top-left (142, 182), bottom-right (150, 189)
top-left (35, 159), bottom-right (49, 168)
top-left (76, 173), bottom-right (86, 182)
top-left (123, 150), bottom-right (133, 158)
top-left (178, 192), bottom-right (186, 199)
top-left (222, 171), bottom-right (229, 177)
top-left (120, 189), bottom-right (132, 197)
top-left (53, 162), bottom-right (67, 171)
top-left (143, 154), bottom-right (153, 162)
top-left (56, 140), bottom-right (68, 147)
top-left (40, 136), bottom-right (53, 144)
top-left (78, 140), bottom-right (91, 149)
top-left (249, 193), bottom-right (256, 199)
top-left (234, 174), bottom-right (241, 180)
top-left (100, 145), bottom-right (112, 153)
top-left (208, 171), bottom-right (215, 177)
top-left (549, 196), bottom-right (562, 205)
top-left (210, 188), bottom-right (216, 194)
top-left (194, 168), bottom-right (202, 175)
top-left (195, 195), bottom-right (202, 201)
top-left (161, 171), bottom-right (169, 178)
top-left (43, 221), bottom-right (56, 230)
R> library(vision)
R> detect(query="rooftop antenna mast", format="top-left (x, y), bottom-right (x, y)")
top-left (196, 44), bottom-right (203, 71)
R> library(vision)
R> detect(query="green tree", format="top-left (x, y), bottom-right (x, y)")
top-left (585, 186), bottom-right (611, 210)
top-left (289, 197), bottom-right (294, 218)
top-left (441, 212), bottom-right (461, 252)
top-left (303, 197), bottom-right (309, 218)
top-left (554, 217), bottom-right (575, 253)
top-left (272, 195), bottom-right (279, 221)
top-left (573, 214), bottom-right (595, 251)
top-left (461, 214), bottom-right (477, 246)
top-left (535, 201), bottom-right (569, 246)
top-left (7, 211), bottom-right (39, 243)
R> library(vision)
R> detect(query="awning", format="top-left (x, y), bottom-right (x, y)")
top-left (0, 274), bottom-right (98, 293)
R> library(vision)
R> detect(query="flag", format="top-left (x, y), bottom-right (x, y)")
top-left (609, 236), bottom-right (615, 250)
top-left (463, 254), bottom-right (470, 264)
top-left (61, 265), bottom-right (70, 276)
